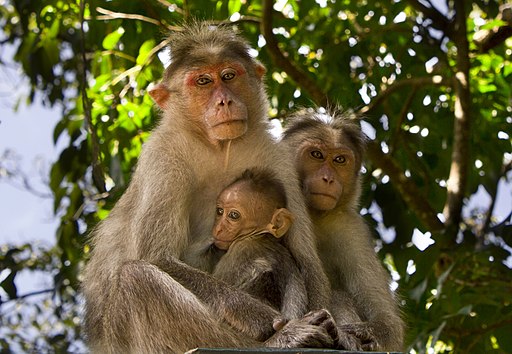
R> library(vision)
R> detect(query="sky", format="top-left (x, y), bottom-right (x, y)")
top-left (0, 44), bottom-right (62, 295)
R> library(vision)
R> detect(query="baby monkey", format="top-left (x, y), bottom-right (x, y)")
top-left (211, 168), bottom-right (308, 323)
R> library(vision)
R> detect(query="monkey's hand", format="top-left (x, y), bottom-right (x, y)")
top-left (265, 309), bottom-right (337, 348)
top-left (157, 257), bottom-right (278, 341)
top-left (336, 322), bottom-right (378, 351)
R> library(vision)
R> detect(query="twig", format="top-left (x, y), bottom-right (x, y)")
top-left (260, 0), bottom-right (328, 107)
top-left (95, 7), bottom-right (181, 32)
top-left (1, 288), bottom-right (54, 304)
top-left (366, 140), bottom-right (445, 232)
top-left (357, 75), bottom-right (452, 116)
top-left (80, 0), bottom-right (106, 194)
top-left (389, 87), bottom-right (418, 154)
top-left (154, 0), bottom-right (185, 15)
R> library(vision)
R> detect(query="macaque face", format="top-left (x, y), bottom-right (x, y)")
top-left (213, 182), bottom-right (274, 250)
top-left (298, 140), bottom-right (357, 211)
top-left (184, 61), bottom-right (252, 143)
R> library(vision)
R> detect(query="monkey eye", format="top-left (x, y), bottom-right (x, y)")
top-left (221, 70), bottom-right (236, 81)
top-left (310, 150), bottom-right (323, 159)
top-left (227, 210), bottom-right (241, 220)
top-left (334, 155), bottom-right (347, 164)
top-left (196, 76), bottom-right (212, 86)
top-left (216, 207), bottom-right (224, 216)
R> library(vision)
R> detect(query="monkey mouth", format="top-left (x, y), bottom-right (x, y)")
top-left (213, 238), bottom-right (232, 250)
top-left (310, 192), bottom-right (338, 200)
top-left (212, 119), bottom-right (247, 128)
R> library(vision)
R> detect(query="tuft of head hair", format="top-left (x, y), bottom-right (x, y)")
top-left (229, 168), bottom-right (288, 209)
top-left (163, 21), bottom-right (255, 81)
top-left (282, 107), bottom-right (367, 167)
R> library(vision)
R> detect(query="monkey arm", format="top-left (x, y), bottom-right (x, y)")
top-left (325, 213), bottom-right (405, 351)
top-left (156, 257), bottom-right (279, 341)
top-left (273, 150), bottom-right (332, 310)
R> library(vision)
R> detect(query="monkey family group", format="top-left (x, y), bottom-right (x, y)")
top-left (81, 22), bottom-right (404, 353)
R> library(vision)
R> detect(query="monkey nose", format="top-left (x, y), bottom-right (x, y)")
top-left (218, 98), bottom-right (233, 106)
top-left (322, 176), bottom-right (334, 184)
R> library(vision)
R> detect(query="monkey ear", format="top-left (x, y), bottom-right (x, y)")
top-left (148, 83), bottom-right (171, 109)
top-left (267, 208), bottom-right (294, 239)
top-left (254, 62), bottom-right (267, 79)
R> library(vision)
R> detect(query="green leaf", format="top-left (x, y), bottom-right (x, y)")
top-left (102, 27), bottom-right (125, 50)
top-left (228, 0), bottom-right (242, 14)
top-left (136, 39), bottom-right (156, 66)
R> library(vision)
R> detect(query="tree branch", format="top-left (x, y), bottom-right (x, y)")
top-left (366, 140), bottom-right (444, 232)
top-left (1, 288), bottom-right (54, 304)
top-left (473, 4), bottom-right (512, 53)
top-left (442, 2), bottom-right (472, 233)
top-left (407, 0), bottom-right (452, 37)
top-left (95, 7), bottom-right (181, 31)
top-left (357, 75), bottom-right (452, 116)
top-left (260, 0), bottom-right (328, 107)
top-left (80, 0), bottom-right (106, 194)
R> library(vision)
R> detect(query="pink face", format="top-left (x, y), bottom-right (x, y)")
top-left (184, 62), bottom-right (250, 143)
top-left (298, 142), bottom-right (356, 211)
top-left (212, 182), bottom-right (273, 250)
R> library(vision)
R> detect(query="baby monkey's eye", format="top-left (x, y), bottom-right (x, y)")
top-left (228, 210), bottom-right (241, 220)
top-left (216, 207), bottom-right (224, 216)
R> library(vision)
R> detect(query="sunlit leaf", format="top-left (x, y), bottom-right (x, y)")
top-left (102, 27), bottom-right (125, 50)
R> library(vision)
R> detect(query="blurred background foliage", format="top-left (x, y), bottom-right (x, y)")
top-left (0, 0), bottom-right (511, 352)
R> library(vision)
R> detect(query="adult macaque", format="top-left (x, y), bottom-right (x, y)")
top-left (211, 168), bottom-right (307, 321)
top-left (82, 22), bottom-right (333, 353)
top-left (282, 108), bottom-right (405, 351)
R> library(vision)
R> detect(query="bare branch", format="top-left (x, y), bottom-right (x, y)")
top-left (153, 0), bottom-right (185, 15)
top-left (80, 1), bottom-right (106, 194)
top-left (1, 288), bottom-right (54, 304)
top-left (94, 7), bottom-right (181, 31)
top-left (366, 140), bottom-right (445, 232)
top-left (389, 87), bottom-right (418, 154)
top-left (357, 75), bottom-right (452, 116)
top-left (260, 0), bottom-right (328, 107)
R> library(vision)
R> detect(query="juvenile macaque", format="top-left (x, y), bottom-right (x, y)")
top-left (282, 108), bottom-right (405, 351)
top-left (211, 168), bottom-right (307, 321)
top-left (82, 22), bottom-right (333, 353)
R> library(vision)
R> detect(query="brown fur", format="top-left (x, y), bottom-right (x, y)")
top-left (211, 168), bottom-right (308, 321)
top-left (82, 23), bottom-right (332, 353)
top-left (282, 108), bottom-right (405, 351)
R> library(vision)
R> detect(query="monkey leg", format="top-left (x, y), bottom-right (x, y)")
top-left (103, 260), bottom-right (253, 354)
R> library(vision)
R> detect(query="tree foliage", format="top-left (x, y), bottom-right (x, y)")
top-left (1, 0), bottom-right (511, 352)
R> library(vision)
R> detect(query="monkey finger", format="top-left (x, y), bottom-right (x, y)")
top-left (302, 327), bottom-right (335, 348)
top-left (339, 323), bottom-right (372, 337)
top-left (324, 318), bottom-right (339, 343)
top-left (303, 308), bottom-right (332, 326)
top-left (336, 332), bottom-right (363, 351)
top-left (273, 318), bottom-right (287, 331)
top-left (361, 338), bottom-right (379, 351)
